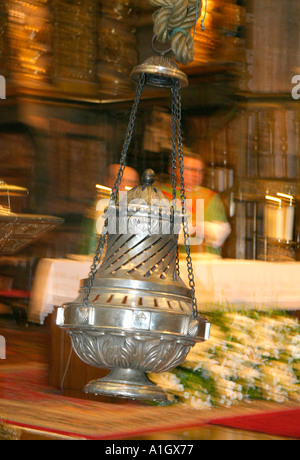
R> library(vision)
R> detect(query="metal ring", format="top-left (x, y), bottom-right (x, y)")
top-left (151, 35), bottom-right (172, 56)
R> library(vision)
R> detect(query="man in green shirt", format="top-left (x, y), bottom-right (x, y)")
top-left (162, 153), bottom-right (231, 256)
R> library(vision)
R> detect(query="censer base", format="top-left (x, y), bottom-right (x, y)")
top-left (83, 368), bottom-right (168, 402)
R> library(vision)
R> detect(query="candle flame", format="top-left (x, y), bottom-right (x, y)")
top-left (96, 184), bottom-right (112, 192)
top-left (265, 195), bottom-right (281, 204)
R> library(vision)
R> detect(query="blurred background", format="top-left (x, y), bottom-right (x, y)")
top-left (0, 0), bottom-right (299, 261)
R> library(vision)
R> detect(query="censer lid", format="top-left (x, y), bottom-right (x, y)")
top-left (123, 169), bottom-right (170, 209)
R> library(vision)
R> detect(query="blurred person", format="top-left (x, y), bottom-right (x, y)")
top-left (77, 164), bottom-right (140, 255)
top-left (105, 164), bottom-right (140, 191)
top-left (162, 151), bottom-right (231, 257)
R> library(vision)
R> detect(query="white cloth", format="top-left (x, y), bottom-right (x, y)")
top-left (179, 254), bottom-right (300, 311)
top-left (28, 256), bottom-right (300, 324)
top-left (204, 221), bottom-right (231, 249)
top-left (28, 257), bottom-right (92, 324)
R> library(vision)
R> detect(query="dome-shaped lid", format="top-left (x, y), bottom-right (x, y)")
top-left (122, 169), bottom-right (170, 209)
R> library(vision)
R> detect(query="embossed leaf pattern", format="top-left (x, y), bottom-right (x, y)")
top-left (69, 332), bottom-right (103, 368)
top-left (70, 330), bottom-right (194, 372)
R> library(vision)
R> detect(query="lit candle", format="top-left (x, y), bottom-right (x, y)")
top-left (265, 195), bottom-right (284, 240)
top-left (275, 205), bottom-right (284, 240)
top-left (277, 193), bottom-right (295, 242)
top-left (265, 204), bottom-right (276, 239)
top-left (284, 205), bottom-right (295, 241)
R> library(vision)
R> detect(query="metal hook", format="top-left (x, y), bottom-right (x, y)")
top-left (151, 35), bottom-right (172, 57)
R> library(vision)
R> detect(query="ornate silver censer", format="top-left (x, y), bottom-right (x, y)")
top-left (56, 53), bottom-right (210, 402)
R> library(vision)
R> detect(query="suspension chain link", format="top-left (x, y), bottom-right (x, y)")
top-left (170, 84), bottom-right (181, 277)
top-left (171, 78), bottom-right (198, 319)
top-left (83, 73), bottom-right (146, 306)
top-left (110, 73), bottom-right (146, 203)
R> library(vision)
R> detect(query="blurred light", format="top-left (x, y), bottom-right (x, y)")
top-left (277, 192), bottom-right (294, 203)
top-left (95, 184), bottom-right (111, 192)
top-left (265, 195), bottom-right (281, 205)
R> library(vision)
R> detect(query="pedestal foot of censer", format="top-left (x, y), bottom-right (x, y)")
top-left (83, 368), bottom-right (168, 402)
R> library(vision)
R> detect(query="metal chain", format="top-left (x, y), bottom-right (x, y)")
top-left (171, 78), bottom-right (198, 319)
top-left (110, 73), bottom-right (146, 203)
top-left (83, 73), bottom-right (146, 306)
top-left (170, 92), bottom-right (178, 206)
top-left (170, 84), bottom-right (181, 277)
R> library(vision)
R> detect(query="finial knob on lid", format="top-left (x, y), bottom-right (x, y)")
top-left (142, 169), bottom-right (156, 186)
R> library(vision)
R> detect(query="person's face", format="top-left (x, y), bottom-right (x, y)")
top-left (178, 157), bottom-right (204, 189)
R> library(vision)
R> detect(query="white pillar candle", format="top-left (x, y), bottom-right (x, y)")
top-left (284, 205), bottom-right (295, 241)
top-left (265, 204), bottom-right (277, 239)
top-left (275, 206), bottom-right (285, 240)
